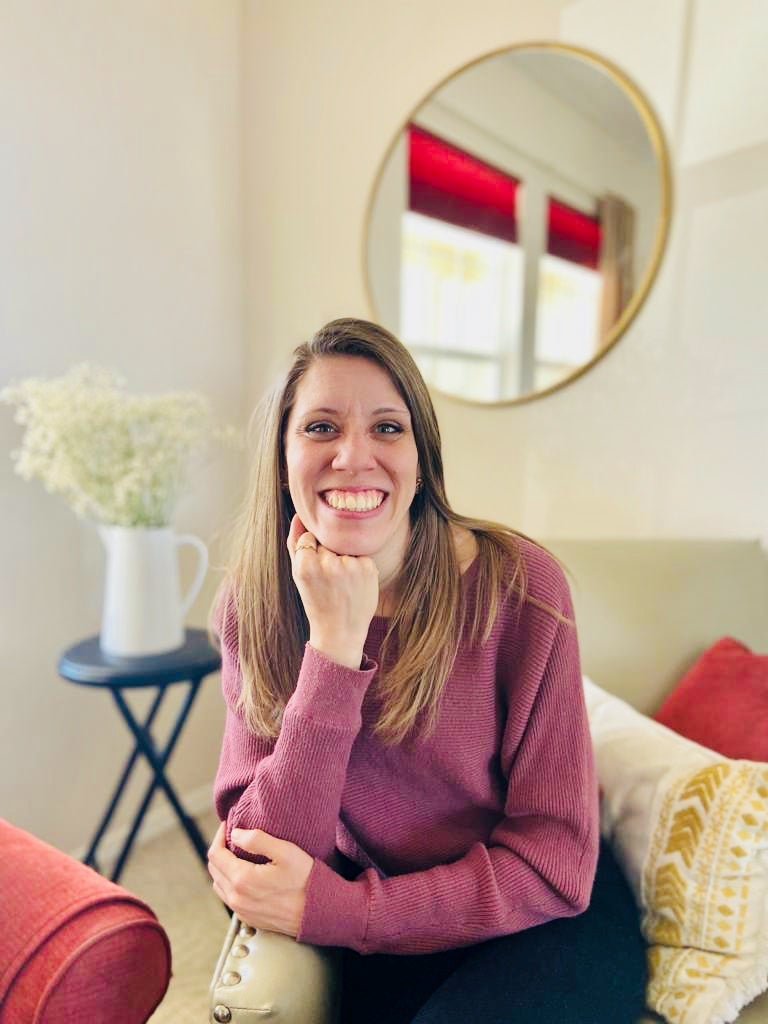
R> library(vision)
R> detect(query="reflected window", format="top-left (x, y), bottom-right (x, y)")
top-left (401, 213), bottom-right (523, 403)
top-left (400, 125), bottom-right (523, 402)
top-left (366, 44), bottom-right (669, 404)
top-left (535, 197), bottom-right (602, 392)
top-left (399, 124), bottom-right (623, 401)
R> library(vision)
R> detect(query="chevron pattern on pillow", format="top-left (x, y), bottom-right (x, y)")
top-left (643, 761), bottom-right (768, 1022)
top-left (583, 677), bottom-right (768, 1024)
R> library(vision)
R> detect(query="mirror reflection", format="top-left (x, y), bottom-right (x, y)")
top-left (366, 44), bottom-right (671, 404)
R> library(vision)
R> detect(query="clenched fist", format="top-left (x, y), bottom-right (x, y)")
top-left (287, 514), bottom-right (379, 669)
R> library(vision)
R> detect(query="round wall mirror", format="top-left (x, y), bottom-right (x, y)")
top-left (364, 43), bottom-right (672, 405)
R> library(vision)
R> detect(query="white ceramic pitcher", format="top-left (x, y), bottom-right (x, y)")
top-left (99, 525), bottom-right (208, 658)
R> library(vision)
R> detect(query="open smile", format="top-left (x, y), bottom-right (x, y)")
top-left (320, 488), bottom-right (388, 515)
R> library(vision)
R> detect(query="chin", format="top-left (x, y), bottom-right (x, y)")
top-left (315, 525), bottom-right (382, 558)
top-left (321, 537), bottom-right (378, 558)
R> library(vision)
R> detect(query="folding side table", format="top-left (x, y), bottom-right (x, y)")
top-left (58, 628), bottom-right (221, 884)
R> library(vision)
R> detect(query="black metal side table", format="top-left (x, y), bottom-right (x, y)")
top-left (58, 628), bottom-right (221, 884)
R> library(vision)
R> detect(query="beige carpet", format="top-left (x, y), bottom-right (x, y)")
top-left (120, 809), bottom-right (228, 1023)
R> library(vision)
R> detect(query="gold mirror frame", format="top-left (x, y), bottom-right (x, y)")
top-left (363, 41), bottom-right (673, 407)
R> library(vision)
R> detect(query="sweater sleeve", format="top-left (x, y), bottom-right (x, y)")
top-left (297, 584), bottom-right (599, 954)
top-left (213, 600), bottom-right (377, 863)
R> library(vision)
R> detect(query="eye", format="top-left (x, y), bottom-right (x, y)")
top-left (304, 421), bottom-right (337, 434)
top-left (375, 422), bottom-right (403, 434)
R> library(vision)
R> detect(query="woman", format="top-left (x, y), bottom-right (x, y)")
top-left (207, 318), bottom-right (646, 1022)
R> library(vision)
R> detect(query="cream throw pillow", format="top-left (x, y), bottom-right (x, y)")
top-left (583, 676), bottom-right (768, 1024)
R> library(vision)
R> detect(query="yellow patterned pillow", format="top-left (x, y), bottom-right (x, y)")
top-left (584, 677), bottom-right (768, 1024)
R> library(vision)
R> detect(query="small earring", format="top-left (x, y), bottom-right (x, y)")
top-left (415, 476), bottom-right (423, 493)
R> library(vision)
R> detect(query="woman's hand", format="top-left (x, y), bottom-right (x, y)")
top-left (207, 823), bottom-right (314, 937)
top-left (287, 514), bottom-right (379, 669)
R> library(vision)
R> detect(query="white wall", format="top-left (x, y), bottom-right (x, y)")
top-left (550, 0), bottom-right (768, 539)
top-left (0, 0), bottom-right (246, 851)
top-left (243, 0), bottom-right (768, 542)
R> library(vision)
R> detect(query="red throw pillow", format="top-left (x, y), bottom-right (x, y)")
top-left (654, 636), bottom-right (768, 761)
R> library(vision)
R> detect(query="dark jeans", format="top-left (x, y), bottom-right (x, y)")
top-left (339, 838), bottom-right (647, 1024)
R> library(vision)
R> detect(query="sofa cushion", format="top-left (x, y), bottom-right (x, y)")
top-left (653, 637), bottom-right (768, 762)
top-left (0, 818), bottom-right (171, 1024)
top-left (584, 678), bottom-right (768, 1024)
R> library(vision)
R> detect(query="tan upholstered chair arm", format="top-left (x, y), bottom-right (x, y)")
top-left (209, 913), bottom-right (340, 1023)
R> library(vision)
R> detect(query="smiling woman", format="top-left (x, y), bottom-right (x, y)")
top-left (206, 317), bottom-right (647, 1024)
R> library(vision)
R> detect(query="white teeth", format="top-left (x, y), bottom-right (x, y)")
top-left (323, 489), bottom-right (385, 512)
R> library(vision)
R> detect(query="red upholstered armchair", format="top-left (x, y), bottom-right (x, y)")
top-left (0, 818), bottom-right (171, 1024)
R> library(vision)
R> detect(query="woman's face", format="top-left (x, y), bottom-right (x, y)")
top-left (283, 355), bottom-right (419, 577)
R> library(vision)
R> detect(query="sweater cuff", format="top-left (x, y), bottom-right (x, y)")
top-left (290, 644), bottom-right (377, 728)
top-left (297, 857), bottom-right (369, 951)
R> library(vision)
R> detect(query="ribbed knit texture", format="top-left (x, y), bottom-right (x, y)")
top-left (214, 538), bottom-right (599, 954)
top-left (0, 819), bottom-right (170, 1024)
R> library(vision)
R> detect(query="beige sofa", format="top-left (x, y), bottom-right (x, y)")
top-left (210, 539), bottom-right (768, 1024)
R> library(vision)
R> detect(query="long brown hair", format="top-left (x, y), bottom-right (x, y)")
top-left (210, 318), bottom-right (550, 743)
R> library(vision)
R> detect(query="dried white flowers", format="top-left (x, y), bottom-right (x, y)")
top-left (1, 364), bottom-right (239, 527)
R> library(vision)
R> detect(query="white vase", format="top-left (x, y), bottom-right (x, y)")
top-left (98, 525), bottom-right (208, 658)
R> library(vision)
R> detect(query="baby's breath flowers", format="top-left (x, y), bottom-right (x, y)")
top-left (1, 364), bottom-right (240, 527)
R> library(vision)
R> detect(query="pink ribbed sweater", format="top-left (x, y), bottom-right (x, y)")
top-left (214, 539), bottom-right (599, 955)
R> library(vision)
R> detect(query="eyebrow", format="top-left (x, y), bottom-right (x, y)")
top-left (300, 406), bottom-right (410, 417)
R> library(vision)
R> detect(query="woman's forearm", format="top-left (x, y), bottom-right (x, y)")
top-left (214, 640), bottom-right (376, 862)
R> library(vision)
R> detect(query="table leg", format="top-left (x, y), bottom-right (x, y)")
top-left (110, 681), bottom-right (210, 882)
top-left (83, 688), bottom-right (166, 873)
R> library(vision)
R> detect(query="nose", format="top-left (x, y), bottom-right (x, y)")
top-left (330, 430), bottom-right (377, 473)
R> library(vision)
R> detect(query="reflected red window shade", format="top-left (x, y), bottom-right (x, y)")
top-left (408, 124), bottom-right (519, 243)
top-left (547, 197), bottom-right (601, 269)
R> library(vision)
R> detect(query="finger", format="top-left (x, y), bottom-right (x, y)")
top-left (230, 827), bottom-right (282, 860)
top-left (208, 849), bottom-right (226, 886)
top-left (208, 858), bottom-right (224, 888)
top-left (211, 879), bottom-right (229, 906)
top-left (208, 830), bottom-right (242, 882)
top-left (207, 821), bottom-right (226, 860)
top-left (290, 525), bottom-right (320, 561)
top-left (208, 855), bottom-right (240, 897)
top-left (207, 845), bottom-right (233, 885)
top-left (296, 535), bottom-right (318, 556)
top-left (286, 514), bottom-right (309, 558)
top-left (210, 854), bottom-right (253, 904)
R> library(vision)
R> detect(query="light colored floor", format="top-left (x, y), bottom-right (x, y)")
top-left (119, 809), bottom-right (227, 1023)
